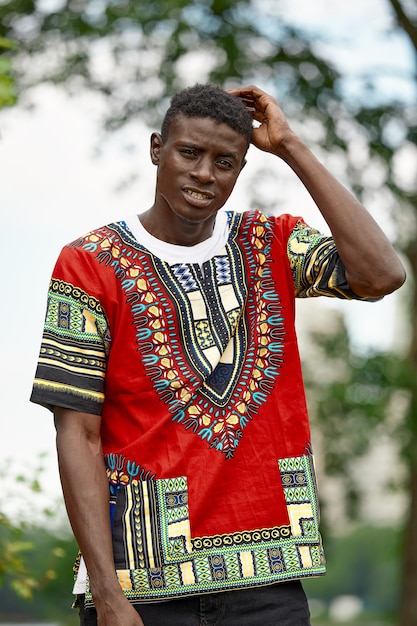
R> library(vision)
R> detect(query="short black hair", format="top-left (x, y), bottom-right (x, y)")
top-left (161, 84), bottom-right (253, 147)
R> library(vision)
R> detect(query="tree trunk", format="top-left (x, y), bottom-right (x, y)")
top-left (386, 2), bottom-right (417, 623)
top-left (399, 246), bottom-right (417, 626)
top-left (400, 433), bottom-right (417, 625)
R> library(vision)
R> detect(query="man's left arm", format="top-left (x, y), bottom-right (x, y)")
top-left (230, 85), bottom-right (406, 298)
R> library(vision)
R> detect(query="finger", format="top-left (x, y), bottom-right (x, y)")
top-left (228, 85), bottom-right (262, 97)
top-left (228, 93), bottom-right (260, 117)
top-left (228, 96), bottom-right (257, 118)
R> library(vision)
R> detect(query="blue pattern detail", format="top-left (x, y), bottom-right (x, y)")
top-left (171, 264), bottom-right (199, 292)
top-left (205, 363), bottom-right (233, 395)
top-left (214, 256), bottom-right (231, 285)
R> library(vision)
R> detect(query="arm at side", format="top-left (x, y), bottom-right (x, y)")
top-left (54, 407), bottom-right (144, 626)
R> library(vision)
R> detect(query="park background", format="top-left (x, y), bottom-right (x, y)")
top-left (0, 0), bottom-right (416, 624)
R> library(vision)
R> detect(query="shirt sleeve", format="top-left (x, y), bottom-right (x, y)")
top-left (287, 219), bottom-right (381, 300)
top-left (30, 265), bottom-right (111, 415)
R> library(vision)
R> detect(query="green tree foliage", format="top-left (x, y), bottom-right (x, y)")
top-left (0, 462), bottom-right (44, 601)
top-left (303, 525), bottom-right (402, 621)
top-left (5, 533), bottom-right (78, 623)
top-left (0, 458), bottom-right (78, 623)
top-left (0, 36), bottom-right (16, 107)
top-left (0, 0), bottom-right (345, 134)
top-left (0, 511), bottom-right (37, 601)
top-left (0, 521), bottom-right (78, 623)
top-left (304, 316), bottom-right (411, 519)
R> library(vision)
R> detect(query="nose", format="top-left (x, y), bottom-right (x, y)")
top-left (190, 156), bottom-right (215, 184)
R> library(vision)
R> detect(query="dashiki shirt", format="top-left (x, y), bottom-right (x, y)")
top-left (31, 209), bottom-right (370, 607)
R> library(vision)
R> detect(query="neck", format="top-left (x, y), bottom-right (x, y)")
top-left (139, 208), bottom-right (216, 246)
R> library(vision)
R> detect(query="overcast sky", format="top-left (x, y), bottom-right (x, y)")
top-left (0, 0), bottom-right (414, 516)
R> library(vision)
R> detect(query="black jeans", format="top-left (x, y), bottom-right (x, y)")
top-left (78, 580), bottom-right (311, 625)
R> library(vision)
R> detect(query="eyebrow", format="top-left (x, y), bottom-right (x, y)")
top-left (180, 142), bottom-right (239, 160)
top-left (218, 151), bottom-right (239, 160)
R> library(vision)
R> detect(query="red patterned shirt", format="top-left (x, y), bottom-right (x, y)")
top-left (31, 209), bottom-right (369, 605)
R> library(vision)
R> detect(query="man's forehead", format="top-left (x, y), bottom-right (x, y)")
top-left (168, 115), bottom-right (248, 149)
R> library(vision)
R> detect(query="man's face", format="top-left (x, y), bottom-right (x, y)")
top-left (150, 115), bottom-right (248, 236)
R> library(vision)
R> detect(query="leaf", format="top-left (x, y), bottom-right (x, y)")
top-left (0, 36), bottom-right (16, 50)
top-left (10, 576), bottom-right (37, 600)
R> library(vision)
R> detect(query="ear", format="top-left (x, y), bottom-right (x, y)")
top-left (150, 132), bottom-right (163, 165)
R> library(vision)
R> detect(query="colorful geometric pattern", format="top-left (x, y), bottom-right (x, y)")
top-left (278, 455), bottom-right (320, 546)
top-left (32, 280), bottom-right (110, 412)
top-left (74, 211), bottom-right (286, 459)
top-left (32, 211), bottom-right (359, 452)
top-left (84, 452), bottom-right (325, 606)
top-left (288, 220), bottom-right (359, 299)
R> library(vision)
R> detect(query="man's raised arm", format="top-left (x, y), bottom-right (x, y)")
top-left (230, 85), bottom-right (406, 298)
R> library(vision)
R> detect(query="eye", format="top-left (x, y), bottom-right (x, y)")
top-left (217, 159), bottom-right (234, 169)
top-left (179, 148), bottom-right (196, 158)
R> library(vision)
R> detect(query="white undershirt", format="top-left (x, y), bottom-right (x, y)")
top-left (72, 210), bottom-right (230, 595)
top-left (124, 210), bottom-right (229, 265)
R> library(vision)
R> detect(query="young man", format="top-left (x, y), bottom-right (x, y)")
top-left (31, 84), bottom-right (405, 626)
